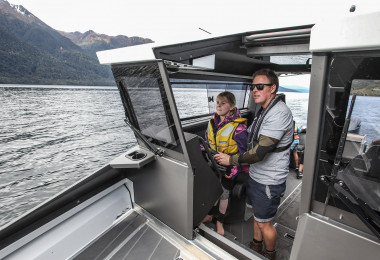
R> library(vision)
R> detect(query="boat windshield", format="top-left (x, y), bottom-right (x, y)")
top-left (112, 62), bottom-right (182, 151)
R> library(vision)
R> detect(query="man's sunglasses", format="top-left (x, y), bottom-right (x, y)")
top-left (249, 83), bottom-right (273, 91)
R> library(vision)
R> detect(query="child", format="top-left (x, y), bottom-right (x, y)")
top-left (202, 91), bottom-right (248, 236)
top-left (290, 121), bottom-right (301, 174)
top-left (295, 125), bottom-right (306, 179)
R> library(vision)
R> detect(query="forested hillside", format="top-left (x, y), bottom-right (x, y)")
top-left (0, 0), bottom-right (152, 85)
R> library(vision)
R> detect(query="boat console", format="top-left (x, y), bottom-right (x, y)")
top-left (111, 61), bottom-right (225, 239)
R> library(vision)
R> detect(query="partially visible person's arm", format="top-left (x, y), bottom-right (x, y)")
top-left (214, 134), bottom-right (280, 166)
top-left (230, 134), bottom-right (280, 165)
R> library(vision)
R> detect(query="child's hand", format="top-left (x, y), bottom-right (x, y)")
top-left (224, 173), bottom-right (232, 179)
top-left (225, 166), bottom-right (238, 179)
top-left (214, 152), bottom-right (231, 166)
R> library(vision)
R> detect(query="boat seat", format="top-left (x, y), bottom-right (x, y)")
top-left (337, 144), bottom-right (380, 212)
top-left (342, 133), bottom-right (367, 162)
top-left (182, 116), bottom-right (212, 138)
top-left (232, 171), bottom-right (249, 199)
top-left (346, 145), bottom-right (380, 181)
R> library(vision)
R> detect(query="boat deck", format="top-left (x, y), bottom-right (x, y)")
top-left (73, 170), bottom-right (302, 260)
top-left (74, 211), bottom-right (183, 259)
top-left (73, 208), bottom-right (240, 260)
top-left (201, 169), bottom-right (302, 259)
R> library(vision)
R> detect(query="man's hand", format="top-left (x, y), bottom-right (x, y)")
top-left (213, 152), bottom-right (231, 166)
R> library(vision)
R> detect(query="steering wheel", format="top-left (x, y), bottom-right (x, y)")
top-left (198, 137), bottom-right (224, 179)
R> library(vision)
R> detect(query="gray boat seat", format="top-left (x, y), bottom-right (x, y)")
top-left (342, 133), bottom-right (367, 162)
top-left (337, 144), bottom-right (380, 212)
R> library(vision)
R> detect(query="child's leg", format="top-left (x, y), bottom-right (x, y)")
top-left (219, 197), bottom-right (228, 215)
top-left (216, 186), bottom-right (231, 236)
top-left (201, 200), bottom-right (219, 224)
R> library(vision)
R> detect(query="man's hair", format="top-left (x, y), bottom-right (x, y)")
top-left (252, 68), bottom-right (279, 92)
top-left (217, 91), bottom-right (236, 106)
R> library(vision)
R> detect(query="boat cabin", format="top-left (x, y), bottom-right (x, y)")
top-left (0, 8), bottom-right (379, 260)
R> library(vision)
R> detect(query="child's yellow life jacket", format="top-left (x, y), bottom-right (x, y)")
top-left (207, 117), bottom-right (247, 154)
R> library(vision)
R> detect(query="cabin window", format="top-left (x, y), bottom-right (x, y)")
top-left (170, 78), bottom-right (250, 119)
top-left (313, 53), bottom-right (380, 233)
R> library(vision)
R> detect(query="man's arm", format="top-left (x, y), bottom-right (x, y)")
top-left (230, 134), bottom-right (280, 165)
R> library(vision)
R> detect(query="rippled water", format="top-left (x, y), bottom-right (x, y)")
top-left (0, 86), bottom-right (136, 227)
top-left (0, 85), bottom-right (309, 227)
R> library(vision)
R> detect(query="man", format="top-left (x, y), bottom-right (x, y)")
top-left (214, 68), bottom-right (293, 260)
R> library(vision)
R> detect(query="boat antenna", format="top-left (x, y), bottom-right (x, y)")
top-left (199, 27), bottom-right (212, 34)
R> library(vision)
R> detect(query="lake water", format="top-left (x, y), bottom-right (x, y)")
top-left (0, 85), bottom-right (310, 227)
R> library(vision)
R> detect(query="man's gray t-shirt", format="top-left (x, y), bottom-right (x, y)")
top-left (249, 100), bottom-right (293, 185)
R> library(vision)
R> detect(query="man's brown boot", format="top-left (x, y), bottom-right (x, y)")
top-left (249, 240), bottom-right (263, 254)
top-left (262, 249), bottom-right (276, 260)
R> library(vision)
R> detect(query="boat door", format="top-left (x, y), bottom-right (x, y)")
top-left (291, 50), bottom-right (380, 259)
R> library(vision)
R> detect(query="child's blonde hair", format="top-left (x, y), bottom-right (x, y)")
top-left (217, 91), bottom-right (236, 106)
top-left (217, 91), bottom-right (236, 116)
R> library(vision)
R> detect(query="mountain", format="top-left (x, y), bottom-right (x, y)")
top-left (0, 26), bottom-right (110, 85)
top-left (0, 1), bottom-right (82, 55)
top-left (59, 30), bottom-right (153, 58)
top-left (0, 0), bottom-right (152, 85)
top-left (351, 80), bottom-right (380, 96)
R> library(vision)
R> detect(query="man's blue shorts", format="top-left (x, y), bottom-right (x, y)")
top-left (246, 177), bottom-right (286, 222)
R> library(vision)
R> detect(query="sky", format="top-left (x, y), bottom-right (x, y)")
top-left (10, 0), bottom-right (380, 44)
